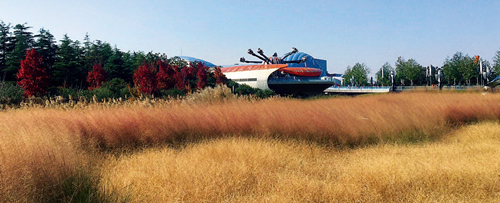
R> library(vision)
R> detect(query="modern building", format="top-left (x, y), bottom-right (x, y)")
top-left (221, 51), bottom-right (338, 96)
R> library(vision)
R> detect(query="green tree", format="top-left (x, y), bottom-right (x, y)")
top-left (343, 62), bottom-right (370, 86)
top-left (52, 34), bottom-right (84, 87)
top-left (34, 28), bottom-right (57, 72)
top-left (442, 52), bottom-right (477, 85)
top-left (99, 78), bottom-right (130, 98)
top-left (0, 21), bottom-right (12, 80)
top-left (84, 40), bottom-right (113, 69)
top-left (407, 58), bottom-right (425, 86)
top-left (459, 55), bottom-right (476, 85)
top-left (4, 23), bottom-right (34, 81)
top-left (82, 33), bottom-right (93, 73)
top-left (395, 57), bottom-right (406, 85)
top-left (493, 49), bottom-right (500, 77)
top-left (104, 47), bottom-right (126, 80)
top-left (0, 81), bottom-right (24, 105)
top-left (168, 56), bottom-right (188, 68)
top-left (376, 62), bottom-right (393, 86)
top-left (120, 51), bottom-right (140, 84)
top-left (82, 38), bottom-right (115, 81)
top-left (442, 53), bottom-right (462, 85)
top-left (395, 57), bottom-right (424, 86)
top-left (143, 51), bottom-right (169, 67)
top-left (95, 40), bottom-right (113, 66)
top-left (130, 51), bottom-right (146, 66)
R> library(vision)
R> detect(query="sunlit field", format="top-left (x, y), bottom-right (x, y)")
top-left (1, 92), bottom-right (500, 202)
top-left (100, 122), bottom-right (500, 202)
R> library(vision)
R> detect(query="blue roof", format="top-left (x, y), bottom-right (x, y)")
top-left (178, 56), bottom-right (216, 67)
top-left (283, 52), bottom-right (328, 76)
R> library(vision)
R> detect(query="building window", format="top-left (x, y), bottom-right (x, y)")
top-left (233, 78), bottom-right (257, 82)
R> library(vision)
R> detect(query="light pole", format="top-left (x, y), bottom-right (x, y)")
top-left (390, 70), bottom-right (395, 91)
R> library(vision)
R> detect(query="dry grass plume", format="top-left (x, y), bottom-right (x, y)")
top-left (100, 121), bottom-right (500, 202)
top-left (1, 92), bottom-right (500, 201)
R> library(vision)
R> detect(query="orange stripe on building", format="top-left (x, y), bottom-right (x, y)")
top-left (221, 64), bottom-right (288, 73)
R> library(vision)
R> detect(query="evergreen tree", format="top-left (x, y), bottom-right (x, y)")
top-left (4, 23), bottom-right (34, 81)
top-left (121, 51), bottom-right (138, 83)
top-left (104, 47), bottom-right (126, 80)
top-left (82, 33), bottom-right (93, 73)
top-left (143, 51), bottom-right (168, 67)
top-left (83, 33), bottom-right (92, 56)
top-left (131, 51), bottom-right (146, 67)
top-left (88, 40), bottom-right (113, 66)
top-left (0, 21), bottom-right (12, 80)
top-left (34, 28), bottom-right (57, 72)
top-left (52, 34), bottom-right (84, 87)
top-left (83, 38), bottom-right (113, 76)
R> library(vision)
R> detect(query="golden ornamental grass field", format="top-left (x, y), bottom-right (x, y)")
top-left (1, 92), bottom-right (500, 202)
top-left (100, 122), bottom-right (500, 202)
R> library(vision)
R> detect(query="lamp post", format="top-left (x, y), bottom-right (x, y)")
top-left (390, 70), bottom-right (395, 91)
top-left (436, 68), bottom-right (443, 90)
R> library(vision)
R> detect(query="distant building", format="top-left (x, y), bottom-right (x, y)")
top-left (177, 56), bottom-right (216, 67)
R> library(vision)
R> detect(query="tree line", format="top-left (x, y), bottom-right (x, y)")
top-left (0, 21), bottom-right (207, 89)
top-left (344, 51), bottom-right (500, 87)
top-left (0, 21), bottom-right (273, 104)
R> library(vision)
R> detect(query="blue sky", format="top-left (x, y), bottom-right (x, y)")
top-left (1, 0), bottom-right (499, 75)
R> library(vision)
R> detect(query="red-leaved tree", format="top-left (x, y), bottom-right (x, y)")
top-left (133, 64), bottom-right (157, 95)
top-left (196, 62), bottom-right (208, 89)
top-left (175, 70), bottom-right (186, 90)
top-left (214, 67), bottom-right (227, 85)
top-left (17, 49), bottom-right (50, 97)
top-left (184, 63), bottom-right (197, 81)
top-left (156, 60), bottom-right (177, 90)
top-left (87, 64), bottom-right (106, 90)
top-left (176, 64), bottom-right (196, 90)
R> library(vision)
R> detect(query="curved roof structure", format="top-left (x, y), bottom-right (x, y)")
top-left (284, 52), bottom-right (328, 76)
top-left (178, 56), bottom-right (216, 67)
